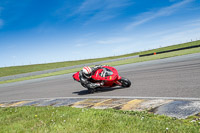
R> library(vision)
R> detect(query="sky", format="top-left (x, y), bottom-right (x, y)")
top-left (0, 0), bottom-right (200, 67)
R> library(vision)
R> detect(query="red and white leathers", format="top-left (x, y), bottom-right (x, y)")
top-left (79, 65), bottom-right (104, 90)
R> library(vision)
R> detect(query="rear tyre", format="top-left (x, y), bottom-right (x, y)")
top-left (119, 77), bottom-right (131, 87)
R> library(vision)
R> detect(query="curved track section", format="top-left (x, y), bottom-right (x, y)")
top-left (0, 53), bottom-right (200, 102)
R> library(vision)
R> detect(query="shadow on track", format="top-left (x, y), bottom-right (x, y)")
top-left (73, 87), bottom-right (125, 95)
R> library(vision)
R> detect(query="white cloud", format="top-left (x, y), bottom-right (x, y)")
top-left (83, 11), bottom-right (117, 25)
top-left (161, 27), bottom-right (200, 44)
top-left (76, 0), bottom-right (132, 13)
top-left (106, 17), bottom-right (200, 54)
top-left (75, 43), bottom-right (88, 47)
top-left (137, 19), bottom-right (200, 49)
top-left (184, 19), bottom-right (200, 27)
top-left (74, 0), bottom-right (133, 24)
top-left (126, 0), bottom-right (194, 30)
top-left (96, 37), bottom-right (132, 44)
top-left (75, 0), bottom-right (102, 13)
top-left (149, 18), bottom-right (200, 38)
top-left (11, 56), bottom-right (17, 59)
top-left (112, 45), bottom-right (133, 54)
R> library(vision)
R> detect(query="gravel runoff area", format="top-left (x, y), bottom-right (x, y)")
top-left (0, 55), bottom-right (139, 81)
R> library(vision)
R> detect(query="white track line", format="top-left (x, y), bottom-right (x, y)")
top-left (1, 96), bottom-right (200, 103)
top-left (52, 96), bottom-right (200, 101)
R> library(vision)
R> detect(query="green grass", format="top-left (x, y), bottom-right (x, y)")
top-left (0, 106), bottom-right (199, 133)
top-left (0, 57), bottom-right (124, 77)
top-left (0, 40), bottom-right (200, 77)
top-left (138, 40), bottom-right (200, 55)
top-left (0, 55), bottom-right (140, 78)
top-left (0, 67), bottom-right (82, 84)
top-left (0, 46), bottom-right (200, 84)
top-left (106, 46), bottom-right (200, 66)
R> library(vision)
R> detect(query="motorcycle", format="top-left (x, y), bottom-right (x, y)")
top-left (72, 66), bottom-right (131, 93)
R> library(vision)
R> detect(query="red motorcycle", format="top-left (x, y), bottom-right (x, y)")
top-left (73, 66), bottom-right (131, 92)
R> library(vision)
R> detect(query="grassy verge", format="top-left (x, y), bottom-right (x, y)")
top-left (106, 46), bottom-right (200, 66)
top-left (1, 46), bottom-right (200, 84)
top-left (0, 67), bottom-right (82, 84)
top-left (0, 54), bottom-right (139, 77)
top-left (0, 106), bottom-right (199, 133)
top-left (138, 40), bottom-right (200, 55)
top-left (0, 40), bottom-right (200, 77)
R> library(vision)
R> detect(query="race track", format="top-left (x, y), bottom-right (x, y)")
top-left (0, 53), bottom-right (200, 102)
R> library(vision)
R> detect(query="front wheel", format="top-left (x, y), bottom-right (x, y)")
top-left (119, 77), bottom-right (131, 87)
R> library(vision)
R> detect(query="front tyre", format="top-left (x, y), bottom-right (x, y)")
top-left (119, 77), bottom-right (131, 87)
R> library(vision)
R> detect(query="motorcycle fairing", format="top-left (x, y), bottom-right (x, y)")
top-left (73, 71), bottom-right (80, 82)
top-left (91, 66), bottom-right (122, 87)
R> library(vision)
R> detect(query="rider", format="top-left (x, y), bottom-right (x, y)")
top-left (79, 65), bottom-right (105, 93)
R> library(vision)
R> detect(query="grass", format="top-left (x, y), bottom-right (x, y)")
top-left (0, 46), bottom-right (200, 84)
top-left (106, 46), bottom-right (200, 66)
top-left (0, 67), bottom-right (82, 84)
top-left (0, 106), bottom-right (199, 133)
top-left (138, 40), bottom-right (200, 55)
top-left (0, 55), bottom-right (139, 78)
top-left (1, 41), bottom-right (200, 132)
top-left (0, 40), bottom-right (200, 77)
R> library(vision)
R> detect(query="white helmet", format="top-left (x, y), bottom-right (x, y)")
top-left (82, 66), bottom-right (92, 78)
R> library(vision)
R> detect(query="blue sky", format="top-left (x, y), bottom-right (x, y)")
top-left (0, 0), bottom-right (200, 67)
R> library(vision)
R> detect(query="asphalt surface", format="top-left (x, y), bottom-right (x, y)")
top-left (0, 53), bottom-right (200, 102)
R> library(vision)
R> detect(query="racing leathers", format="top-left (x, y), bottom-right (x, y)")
top-left (79, 65), bottom-right (104, 90)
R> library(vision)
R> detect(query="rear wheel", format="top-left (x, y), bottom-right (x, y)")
top-left (119, 77), bottom-right (131, 87)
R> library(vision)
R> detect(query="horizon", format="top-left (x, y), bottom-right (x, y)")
top-left (0, 0), bottom-right (200, 67)
top-left (1, 39), bottom-right (199, 68)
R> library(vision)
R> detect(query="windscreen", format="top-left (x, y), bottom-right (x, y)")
top-left (99, 68), bottom-right (113, 77)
